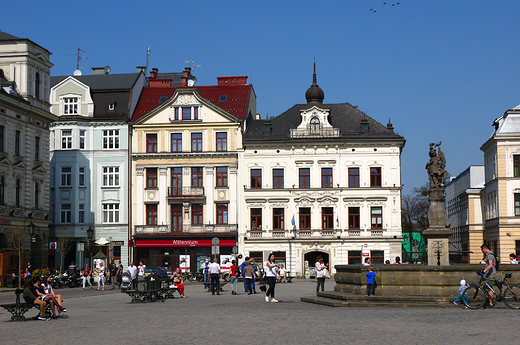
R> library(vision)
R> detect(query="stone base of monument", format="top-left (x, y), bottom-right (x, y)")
top-left (301, 264), bottom-right (520, 307)
top-left (422, 228), bottom-right (452, 266)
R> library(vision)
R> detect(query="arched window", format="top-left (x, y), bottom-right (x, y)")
top-left (34, 182), bottom-right (40, 210)
top-left (0, 176), bottom-right (4, 205)
top-left (310, 117), bottom-right (320, 134)
top-left (35, 72), bottom-right (40, 100)
top-left (15, 178), bottom-right (21, 207)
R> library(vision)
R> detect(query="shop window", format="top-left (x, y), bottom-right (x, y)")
top-left (370, 250), bottom-right (384, 264)
top-left (249, 251), bottom-right (263, 268)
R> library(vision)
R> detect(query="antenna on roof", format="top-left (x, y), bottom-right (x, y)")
top-left (68, 46), bottom-right (87, 76)
top-left (146, 47), bottom-right (151, 74)
top-left (185, 60), bottom-right (201, 70)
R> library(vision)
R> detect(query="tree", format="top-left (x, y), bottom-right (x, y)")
top-left (56, 228), bottom-right (75, 273)
top-left (9, 226), bottom-right (30, 288)
top-left (401, 184), bottom-right (429, 262)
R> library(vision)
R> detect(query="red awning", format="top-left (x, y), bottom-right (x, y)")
top-left (134, 239), bottom-right (236, 248)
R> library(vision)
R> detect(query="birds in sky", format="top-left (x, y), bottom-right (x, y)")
top-left (370, 2), bottom-right (399, 13)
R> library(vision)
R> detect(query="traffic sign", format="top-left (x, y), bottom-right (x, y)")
top-left (212, 237), bottom-right (220, 246)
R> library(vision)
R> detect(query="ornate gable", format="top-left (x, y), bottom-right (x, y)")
top-left (290, 105), bottom-right (339, 138)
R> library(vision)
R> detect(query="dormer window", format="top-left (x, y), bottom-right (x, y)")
top-left (310, 117), bottom-right (320, 134)
top-left (219, 95), bottom-right (227, 102)
top-left (361, 119), bottom-right (369, 133)
top-left (63, 97), bottom-right (78, 115)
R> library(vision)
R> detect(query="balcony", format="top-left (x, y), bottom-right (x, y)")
top-left (290, 127), bottom-right (339, 138)
top-left (184, 224), bottom-right (238, 234)
top-left (168, 186), bottom-right (205, 199)
top-left (135, 225), bottom-right (170, 234)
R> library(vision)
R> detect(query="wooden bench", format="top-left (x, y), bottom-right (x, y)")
top-left (0, 289), bottom-right (52, 321)
top-left (124, 288), bottom-right (165, 303)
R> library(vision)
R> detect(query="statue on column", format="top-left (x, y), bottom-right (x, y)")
top-left (425, 142), bottom-right (446, 189)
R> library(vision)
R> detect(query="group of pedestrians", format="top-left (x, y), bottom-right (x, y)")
top-left (80, 261), bottom-right (123, 291)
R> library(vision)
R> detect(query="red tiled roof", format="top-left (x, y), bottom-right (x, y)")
top-left (132, 84), bottom-right (252, 121)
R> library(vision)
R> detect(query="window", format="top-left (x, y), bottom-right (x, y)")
top-left (0, 176), bottom-right (4, 205)
top-left (103, 203), bottom-right (120, 223)
top-left (35, 136), bottom-right (40, 161)
top-left (310, 117), bottom-right (320, 134)
top-left (78, 167), bottom-right (85, 187)
top-left (34, 182), bottom-right (39, 209)
top-left (102, 129), bottom-right (119, 149)
top-left (170, 168), bottom-right (182, 195)
top-left (15, 130), bottom-right (21, 156)
top-left (61, 130), bottom-right (72, 149)
top-left (219, 95), bottom-right (227, 102)
top-left (516, 240), bottom-right (520, 258)
top-left (15, 179), bottom-right (21, 207)
top-left (194, 107), bottom-right (199, 120)
top-left (35, 72), bottom-right (40, 99)
top-left (251, 169), bottom-right (262, 189)
top-left (349, 168), bottom-right (359, 188)
top-left (273, 169), bottom-right (284, 189)
top-left (174, 108), bottom-right (179, 120)
top-left (182, 107), bottom-right (191, 120)
top-left (192, 204), bottom-right (203, 225)
top-left (216, 132), bottom-right (227, 151)
top-left (515, 194), bottom-right (520, 216)
top-left (63, 97), bottom-right (78, 115)
top-left (322, 207), bottom-right (333, 229)
top-left (103, 167), bottom-right (120, 187)
top-left (299, 207), bottom-right (311, 229)
top-left (191, 133), bottom-right (202, 152)
top-left (217, 204), bottom-right (228, 224)
top-left (322, 168), bottom-right (333, 188)
top-left (171, 204), bottom-right (183, 232)
top-left (370, 167), bottom-right (382, 187)
top-left (191, 167), bottom-right (203, 187)
top-left (515, 155), bottom-right (520, 177)
top-left (0, 125), bottom-right (4, 152)
top-left (273, 208), bottom-right (284, 230)
top-left (61, 167), bottom-right (72, 186)
top-left (348, 251), bottom-right (362, 265)
top-left (251, 208), bottom-right (262, 230)
top-left (371, 250), bottom-right (384, 264)
top-left (171, 133), bottom-right (182, 152)
top-left (146, 204), bottom-right (158, 225)
top-left (146, 133), bottom-right (157, 153)
top-left (78, 204), bottom-right (85, 224)
top-left (299, 168), bottom-right (310, 188)
top-left (216, 167), bottom-right (228, 187)
top-left (79, 130), bottom-right (85, 149)
top-left (371, 206), bottom-right (383, 229)
top-left (348, 207), bottom-right (360, 229)
top-left (146, 168), bottom-right (158, 188)
top-left (461, 243), bottom-right (469, 264)
top-left (61, 204), bottom-right (71, 223)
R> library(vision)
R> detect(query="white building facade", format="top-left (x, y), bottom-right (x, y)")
top-left (238, 69), bottom-right (405, 277)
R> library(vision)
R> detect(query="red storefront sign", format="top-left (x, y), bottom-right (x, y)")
top-left (135, 239), bottom-right (236, 247)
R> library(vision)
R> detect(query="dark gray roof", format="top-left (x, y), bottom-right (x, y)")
top-left (245, 102), bottom-right (404, 143)
top-left (50, 73), bottom-right (141, 91)
top-left (0, 31), bottom-right (21, 40)
top-left (156, 72), bottom-right (183, 86)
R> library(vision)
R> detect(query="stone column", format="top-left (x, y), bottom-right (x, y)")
top-left (206, 167), bottom-right (214, 224)
top-left (136, 167), bottom-right (144, 226)
top-left (229, 165), bottom-right (237, 225)
top-left (422, 188), bottom-right (452, 266)
top-left (159, 168), bottom-right (168, 225)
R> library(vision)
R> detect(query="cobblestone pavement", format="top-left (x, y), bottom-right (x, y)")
top-left (0, 280), bottom-right (517, 345)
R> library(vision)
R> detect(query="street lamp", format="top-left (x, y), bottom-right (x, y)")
top-left (87, 226), bottom-right (94, 267)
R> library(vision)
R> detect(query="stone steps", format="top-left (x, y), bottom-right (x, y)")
top-left (301, 291), bottom-right (458, 308)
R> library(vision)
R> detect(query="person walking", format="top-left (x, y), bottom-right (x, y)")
top-left (138, 261), bottom-right (146, 291)
top-left (265, 253), bottom-right (279, 302)
top-left (109, 262), bottom-right (119, 289)
top-left (240, 256), bottom-right (250, 293)
top-left (209, 258), bottom-right (221, 295)
top-left (229, 260), bottom-right (238, 295)
top-left (480, 244), bottom-right (497, 308)
top-left (250, 258), bottom-right (259, 294)
top-left (315, 255), bottom-right (328, 294)
top-left (127, 262), bottom-right (137, 289)
top-left (243, 261), bottom-right (254, 294)
top-left (203, 259), bottom-right (210, 289)
top-left (453, 279), bottom-right (469, 306)
top-left (82, 264), bottom-right (93, 290)
top-left (365, 265), bottom-right (376, 296)
top-left (97, 262), bottom-right (106, 291)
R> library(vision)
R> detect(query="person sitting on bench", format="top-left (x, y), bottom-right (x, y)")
top-left (23, 276), bottom-right (48, 321)
top-left (42, 274), bottom-right (67, 318)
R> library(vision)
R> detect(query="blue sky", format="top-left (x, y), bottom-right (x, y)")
top-left (2, 0), bottom-right (519, 194)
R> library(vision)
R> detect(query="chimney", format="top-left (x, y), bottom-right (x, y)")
top-left (181, 67), bottom-right (192, 87)
top-left (136, 66), bottom-right (146, 74)
top-left (149, 68), bottom-right (158, 79)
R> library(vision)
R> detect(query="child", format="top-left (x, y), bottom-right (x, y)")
top-left (365, 265), bottom-right (376, 296)
top-left (454, 279), bottom-right (469, 305)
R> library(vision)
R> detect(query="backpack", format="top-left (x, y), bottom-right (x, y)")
top-left (489, 252), bottom-right (499, 271)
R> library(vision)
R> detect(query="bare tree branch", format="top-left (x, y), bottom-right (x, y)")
top-left (9, 226), bottom-right (30, 288)
top-left (56, 228), bottom-right (75, 273)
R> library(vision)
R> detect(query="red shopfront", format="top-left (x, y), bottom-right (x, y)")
top-left (133, 239), bottom-right (236, 272)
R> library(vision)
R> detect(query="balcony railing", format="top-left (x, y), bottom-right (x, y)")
top-left (168, 186), bottom-right (205, 198)
top-left (135, 225), bottom-right (170, 234)
top-left (290, 127), bottom-right (339, 138)
top-left (135, 223), bottom-right (237, 235)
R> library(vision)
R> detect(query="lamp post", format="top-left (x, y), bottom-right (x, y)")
top-left (87, 226), bottom-right (94, 267)
top-left (27, 220), bottom-right (36, 268)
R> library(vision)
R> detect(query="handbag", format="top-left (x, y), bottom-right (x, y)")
top-left (323, 268), bottom-right (331, 279)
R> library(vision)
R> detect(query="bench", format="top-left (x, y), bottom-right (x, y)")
top-left (123, 274), bottom-right (169, 302)
top-left (0, 289), bottom-right (52, 321)
top-left (124, 288), bottom-right (165, 303)
top-left (158, 286), bottom-right (178, 299)
top-left (205, 281), bottom-right (227, 292)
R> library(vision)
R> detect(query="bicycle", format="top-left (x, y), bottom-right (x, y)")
top-left (463, 271), bottom-right (520, 309)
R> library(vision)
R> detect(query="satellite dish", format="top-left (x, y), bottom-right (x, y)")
top-left (187, 75), bottom-right (197, 86)
top-left (104, 65), bottom-right (111, 74)
top-left (73, 69), bottom-right (82, 76)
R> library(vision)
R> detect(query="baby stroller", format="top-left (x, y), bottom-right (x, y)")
top-left (121, 272), bottom-right (132, 291)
